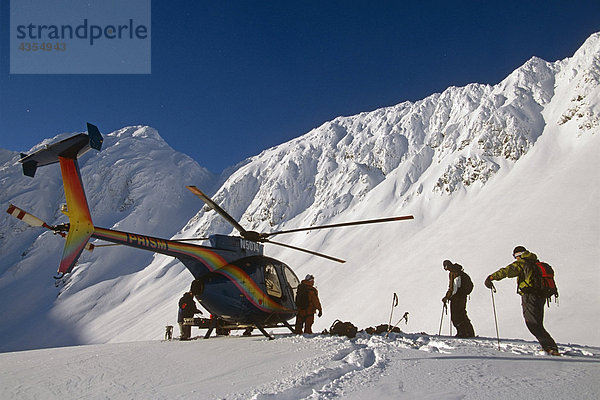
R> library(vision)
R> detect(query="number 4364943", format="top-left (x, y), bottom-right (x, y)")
top-left (19, 42), bottom-right (66, 51)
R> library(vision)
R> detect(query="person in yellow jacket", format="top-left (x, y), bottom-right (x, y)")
top-left (294, 274), bottom-right (322, 334)
top-left (485, 246), bottom-right (559, 355)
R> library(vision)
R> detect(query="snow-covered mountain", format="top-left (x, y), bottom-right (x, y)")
top-left (0, 127), bottom-right (216, 350)
top-left (0, 33), bottom-right (598, 354)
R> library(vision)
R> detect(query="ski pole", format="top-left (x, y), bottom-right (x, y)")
top-left (438, 303), bottom-right (446, 335)
top-left (449, 306), bottom-right (452, 336)
top-left (490, 284), bottom-right (500, 350)
top-left (386, 312), bottom-right (409, 337)
top-left (388, 293), bottom-right (398, 330)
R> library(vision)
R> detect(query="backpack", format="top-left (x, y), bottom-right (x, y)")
top-left (522, 261), bottom-right (559, 300)
top-left (295, 284), bottom-right (309, 309)
top-left (329, 320), bottom-right (358, 339)
top-left (459, 271), bottom-right (473, 296)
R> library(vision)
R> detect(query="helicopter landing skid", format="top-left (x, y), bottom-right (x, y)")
top-left (185, 317), bottom-right (285, 340)
top-left (279, 318), bottom-right (296, 334)
top-left (254, 322), bottom-right (274, 340)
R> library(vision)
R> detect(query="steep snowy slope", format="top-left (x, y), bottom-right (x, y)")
top-left (0, 33), bottom-right (598, 353)
top-left (179, 32), bottom-right (600, 345)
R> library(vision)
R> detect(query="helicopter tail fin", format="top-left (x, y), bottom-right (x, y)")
top-left (57, 156), bottom-right (94, 274)
top-left (18, 123), bottom-right (102, 275)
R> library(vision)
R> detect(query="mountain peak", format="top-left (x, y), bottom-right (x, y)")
top-left (112, 125), bottom-right (161, 140)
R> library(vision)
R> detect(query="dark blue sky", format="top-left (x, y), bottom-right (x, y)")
top-left (1, 1), bottom-right (599, 173)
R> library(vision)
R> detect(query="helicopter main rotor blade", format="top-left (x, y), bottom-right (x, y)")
top-left (265, 239), bottom-right (346, 264)
top-left (186, 186), bottom-right (250, 238)
top-left (262, 215), bottom-right (414, 238)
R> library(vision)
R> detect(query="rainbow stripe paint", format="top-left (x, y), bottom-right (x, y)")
top-left (58, 157), bottom-right (94, 274)
top-left (158, 241), bottom-right (291, 313)
top-left (91, 228), bottom-right (291, 313)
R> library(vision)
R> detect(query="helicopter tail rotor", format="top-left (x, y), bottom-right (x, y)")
top-left (7, 204), bottom-right (57, 231)
top-left (6, 204), bottom-right (95, 253)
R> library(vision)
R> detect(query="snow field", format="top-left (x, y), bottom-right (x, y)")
top-left (1, 333), bottom-right (598, 399)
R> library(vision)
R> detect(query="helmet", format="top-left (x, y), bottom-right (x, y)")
top-left (513, 246), bottom-right (527, 257)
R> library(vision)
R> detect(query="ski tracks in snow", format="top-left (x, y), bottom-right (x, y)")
top-left (229, 335), bottom-right (389, 400)
top-left (225, 333), bottom-right (600, 400)
top-left (225, 334), bottom-right (477, 399)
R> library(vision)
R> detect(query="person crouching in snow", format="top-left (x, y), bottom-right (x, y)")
top-left (294, 274), bottom-right (322, 334)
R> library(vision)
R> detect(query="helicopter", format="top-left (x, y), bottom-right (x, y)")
top-left (7, 123), bottom-right (414, 339)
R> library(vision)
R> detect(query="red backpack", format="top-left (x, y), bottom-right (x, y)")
top-left (523, 261), bottom-right (559, 301)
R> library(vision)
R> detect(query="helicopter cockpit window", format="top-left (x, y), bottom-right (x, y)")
top-left (264, 264), bottom-right (283, 298)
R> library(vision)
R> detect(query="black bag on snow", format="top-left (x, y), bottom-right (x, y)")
top-left (365, 324), bottom-right (401, 335)
top-left (295, 284), bottom-right (309, 309)
top-left (522, 261), bottom-right (559, 299)
top-left (329, 320), bottom-right (358, 339)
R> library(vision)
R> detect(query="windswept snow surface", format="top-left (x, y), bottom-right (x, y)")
top-left (0, 333), bottom-right (599, 399)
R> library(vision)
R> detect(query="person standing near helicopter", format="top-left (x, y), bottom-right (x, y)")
top-left (294, 274), bottom-right (322, 334)
top-left (177, 291), bottom-right (201, 340)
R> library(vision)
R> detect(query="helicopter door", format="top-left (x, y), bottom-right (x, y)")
top-left (282, 265), bottom-right (300, 299)
top-left (264, 264), bottom-right (283, 298)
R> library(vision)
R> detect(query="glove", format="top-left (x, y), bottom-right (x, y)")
top-left (441, 296), bottom-right (448, 304)
top-left (484, 276), bottom-right (494, 289)
top-left (318, 310), bottom-right (322, 317)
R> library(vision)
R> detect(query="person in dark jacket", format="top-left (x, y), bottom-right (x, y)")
top-left (485, 246), bottom-right (559, 355)
top-left (294, 274), bottom-right (322, 334)
top-left (442, 260), bottom-right (475, 338)
top-left (177, 291), bottom-right (200, 340)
